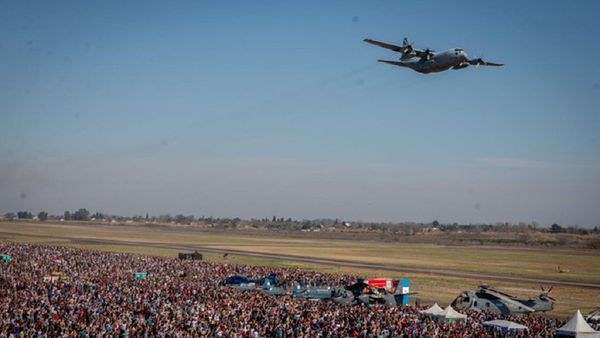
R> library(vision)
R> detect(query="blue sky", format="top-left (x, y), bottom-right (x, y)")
top-left (1, 1), bottom-right (599, 226)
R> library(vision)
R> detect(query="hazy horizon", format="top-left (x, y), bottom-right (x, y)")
top-left (2, 157), bottom-right (598, 227)
top-left (1, 1), bottom-right (599, 227)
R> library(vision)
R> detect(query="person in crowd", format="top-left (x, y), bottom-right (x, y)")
top-left (2, 243), bottom-right (592, 337)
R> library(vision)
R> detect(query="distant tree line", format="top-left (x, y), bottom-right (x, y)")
top-left (1, 210), bottom-right (598, 235)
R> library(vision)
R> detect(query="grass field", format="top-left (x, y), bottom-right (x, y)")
top-left (1, 221), bottom-right (599, 317)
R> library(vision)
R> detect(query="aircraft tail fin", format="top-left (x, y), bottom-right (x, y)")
top-left (393, 278), bottom-right (412, 305)
top-left (257, 273), bottom-right (276, 285)
top-left (393, 279), bottom-right (403, 295)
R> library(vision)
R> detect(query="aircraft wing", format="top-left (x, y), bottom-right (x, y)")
top-left (363, 38), bottom-right (405, 52)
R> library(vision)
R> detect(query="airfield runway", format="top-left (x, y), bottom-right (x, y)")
top-left (5, 231), bottom-right (599, 289)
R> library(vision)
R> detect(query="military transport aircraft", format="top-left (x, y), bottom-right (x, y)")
top-left (364, 37), bottom-right (503, 74)
top-left (451, 284), bottom-right (555, 315)
top-left (293, 281), bottom-right (336, 300)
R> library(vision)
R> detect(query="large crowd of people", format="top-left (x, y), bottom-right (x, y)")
top-left (0, 243), bottom-right (595, 337)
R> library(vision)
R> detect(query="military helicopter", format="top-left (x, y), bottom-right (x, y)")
top-left (451, 284), bottom-right (555, 315)
top-left (511, 286), bottom-right (555, 312)
top-left (586, 308), bottom-right (600, 324)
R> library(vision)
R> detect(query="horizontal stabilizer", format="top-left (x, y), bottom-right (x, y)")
top-left (468, 58), bottom-right (504, 67)
top-left (377, 59), bottom-right (407, 67)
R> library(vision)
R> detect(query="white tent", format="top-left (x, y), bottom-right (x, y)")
top-left (439, 305), bottom-right (467, 321)
top-left (555, 310), bottom-right (600, 338)
top-left (420, 303), bottom-right (444, 316)
top-left (483, 320), bottom-right (529, 331)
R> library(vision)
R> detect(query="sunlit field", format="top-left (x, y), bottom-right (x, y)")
top-left (2, 221), bottom-right (599, 317)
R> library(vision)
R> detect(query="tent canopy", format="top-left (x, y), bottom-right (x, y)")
top-left (556, 310), bottom-right (600, 338)
top-left (421, 303), bottom-right (444, 316)
top-left (440, 305), bottom-right (467, 320)
top-left (483, 320), bottom-right (528, 331)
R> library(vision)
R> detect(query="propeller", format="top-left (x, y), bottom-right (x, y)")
top-left (421, 48), bottom-right (434, 61)
top-left (400, 38), bottom-right (415, 60)
top-left (402, 38), bottom-right (412, 48)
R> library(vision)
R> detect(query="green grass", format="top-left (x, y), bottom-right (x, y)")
top-left (2, 221), bottom-right (599, 317)
top-left (2, 221), bottom-right (598, 283)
